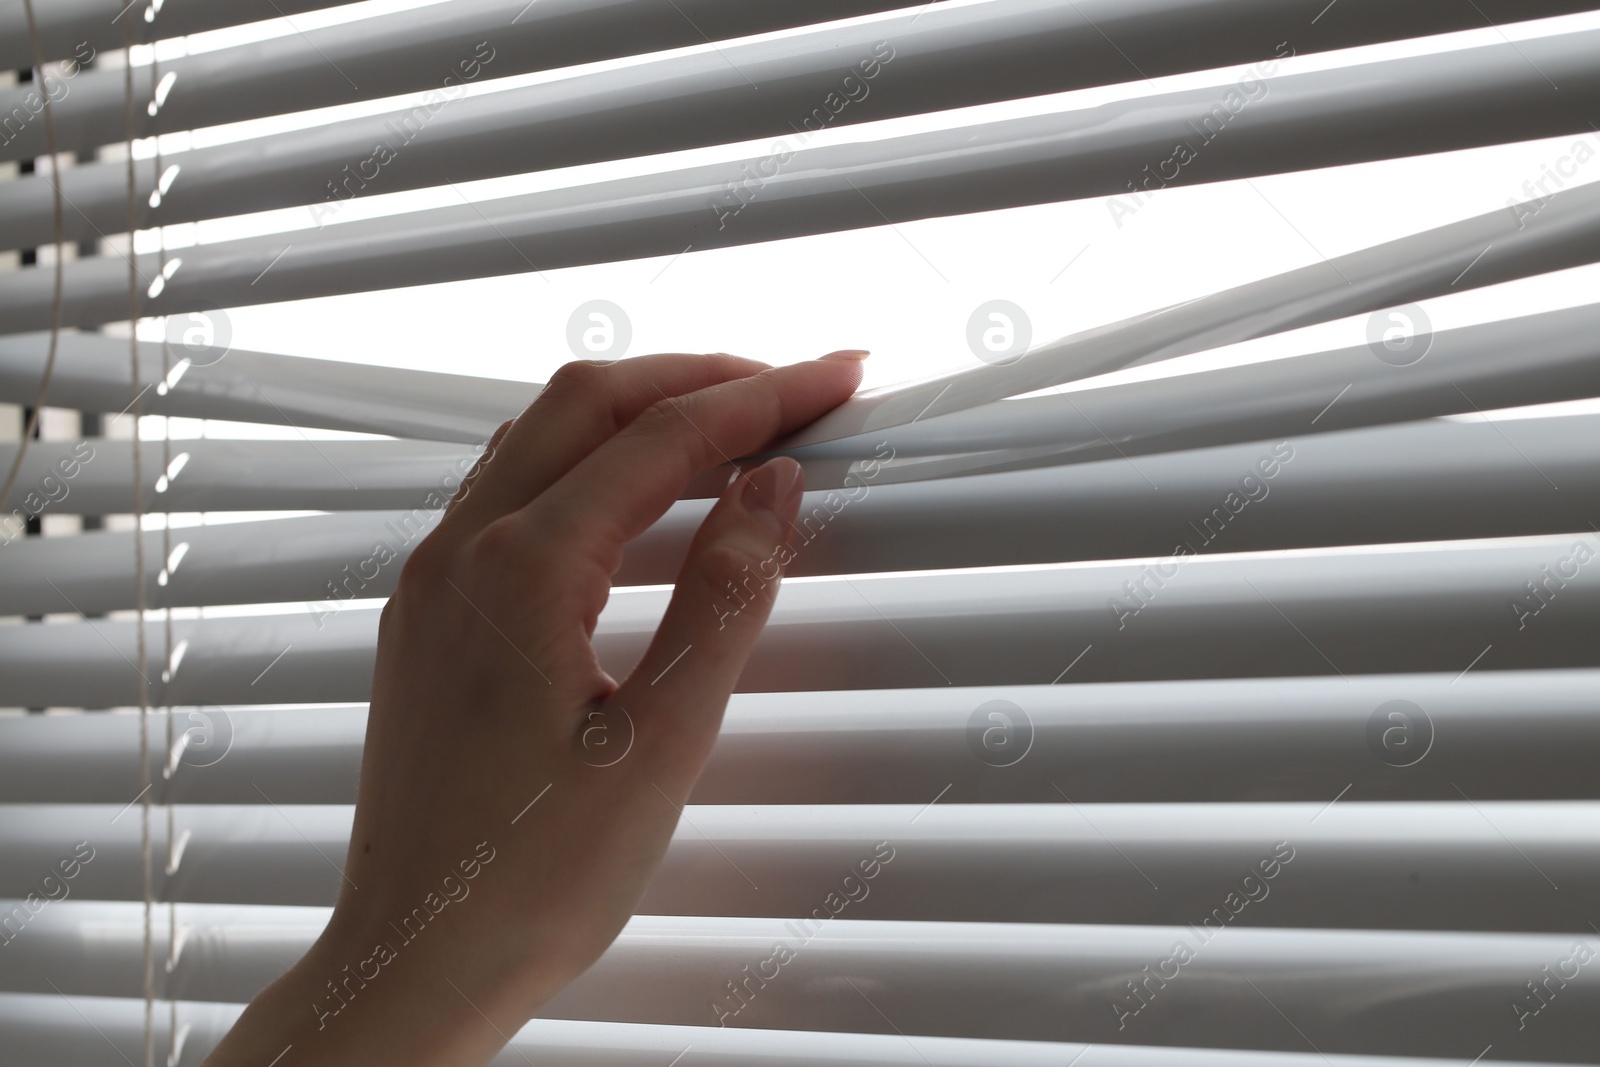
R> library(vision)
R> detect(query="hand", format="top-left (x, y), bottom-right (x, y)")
top-left (203, 350), bottom-right (867, 1065)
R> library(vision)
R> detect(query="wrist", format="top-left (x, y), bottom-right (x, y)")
top-left (315, 896), bottom-right (573, 1020)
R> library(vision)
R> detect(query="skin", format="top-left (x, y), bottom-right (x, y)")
top-left (202, 349), bottom-right (867, 1066)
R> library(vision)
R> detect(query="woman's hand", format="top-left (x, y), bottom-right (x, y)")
top-left (203, 349), bottom-right (866, 1065)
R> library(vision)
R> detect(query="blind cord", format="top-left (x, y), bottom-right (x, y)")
top-left (1, 0), bottom-right (66, 512)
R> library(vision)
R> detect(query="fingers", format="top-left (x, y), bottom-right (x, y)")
top-left (441, 416), bottom-right (516, 517)
top-left (445, 352), bottom-right (772, 535)
top-left (599, 456), bottom-right (804, 783)
top-left (529, 352), bottom-right (866, 556)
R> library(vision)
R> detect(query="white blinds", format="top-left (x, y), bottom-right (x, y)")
top-left (3, 0), bottom-right (1600, 1064)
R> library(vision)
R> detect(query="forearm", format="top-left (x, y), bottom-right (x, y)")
top-left (202, 920), bottom-right (534, 1067)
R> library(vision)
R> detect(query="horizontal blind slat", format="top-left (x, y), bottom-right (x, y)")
top-left (0, 332), bottom-right (529, 441)
top-left (3, 993), bottom-right (1543, 1067)
top-left (3, 671), bottom-right (1597, 805)
top-left (800, 312), bottom-right (1600, 485)
top-left (783, 192), bottom-right (1600, 452)
top-left (2, 535), bottom-right (1594, 706)
top-left (11, 1), bottom-right (1600, 244)
top-left (9, 413), bottom-right (1600, 615)
top-left (0, 0), bottom-right (931, 162)
top-left (0, 0), bottom-right (342, 70)
top-left (2, 804), bottom-right (1595, 931)
top-left (0, 439), bottom-right (478, 516)
top-left (4, 33), bottom-right (1598, 333)
top-left (2, 908), bottom-right (1596, 1058)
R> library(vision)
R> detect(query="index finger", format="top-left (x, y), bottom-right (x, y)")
top-left (443, 351), bottom-right (771, 535)
top-left (529, 351), bottom-right (866, 551)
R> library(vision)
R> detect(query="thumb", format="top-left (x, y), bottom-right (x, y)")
top-left (604, 456), bottom-right (804, 785)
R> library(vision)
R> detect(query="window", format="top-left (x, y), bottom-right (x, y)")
top-left (2, 0), bottom-right (1599, 1062)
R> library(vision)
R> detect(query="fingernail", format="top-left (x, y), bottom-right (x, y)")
top-left (820, 349), bottom-right (870, 362)
top-left (486, 418), bottom-right (515, 452)
top-left (740, 457), bottom-right (802, 539)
